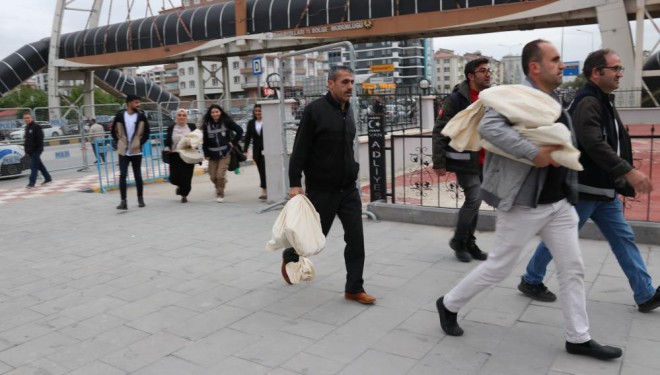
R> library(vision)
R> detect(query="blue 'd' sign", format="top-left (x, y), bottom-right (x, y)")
top-left (563, 61), bottom-right (580, 76)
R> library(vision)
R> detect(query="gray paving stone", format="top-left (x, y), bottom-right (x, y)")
top-left (45, 325), bottom-right (148, 370)
top-left (230, 311), bottom-right (291, 336)
top-left (620, 363), bottom-right (660, 375)
top-left (278, 318), bottom-right (337, 341)
top-left (2, 357), bottom-right (69, 375)
top-left (370, 329), bottom-right (439, 360)
top-left (264, 287), bottom-right (338, 319)
top-left (0, 332), bottom-right (79, 367)
top-left (172, 284), bottom-right (246, 313)
top-left (518, 304), bottom-right (564, 329)
top-left (337, 349), bottom-right (417, 375)
top-left (130, 355), bottom-right (202, 375)
top-left (58, 296), bottom-right (127, 320)
top-left (623, 337), bottom-right (660, 370)
top-left (125, 305), bottom-right (199, 333)
top-left (225, 287), bottom-right (290, 312)
top-left (173, 328), bottom-right (258, 368)
top-left (100, 331), bottom-right (191, 372)
top-left (0, 361), bottom-right (12, 374)
top-left (58, 313), bottom-right (127, 341)
top-left (65, 361), bottom-right (127, 375)
top-left (166, 305), bottom-right (252, 341)
top-left (234, 331), bottom-right (314, 368)
top-left (550, 350), bottom-right (623, 375)
top-left (107, 290), bottom-right (189, 320)
top-left (110, 275), bottom-right (189, 303)
top-left (194, 355), bottom-right (273, 375)
top-left (301, 299), bottom-right (368, 326)
top-left (167, 279), bottom-right (220, 296)
top-left (0, 315), bottom-right (76, 346)
top-left (281, 351), bottom-right (346, 375)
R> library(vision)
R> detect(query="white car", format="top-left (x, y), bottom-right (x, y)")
top-left (10, 123), bottom-right (63, 140)
top-left (0, 144), bottom-right (30, 178)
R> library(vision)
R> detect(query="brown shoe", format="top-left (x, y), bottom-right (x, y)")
top-left (281, 259), bottom-right (292, 285)
top-left (345, 292), bottom-right (376, 305)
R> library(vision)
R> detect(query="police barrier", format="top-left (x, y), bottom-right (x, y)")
top-left (93, 133), bottom-right (169, 193)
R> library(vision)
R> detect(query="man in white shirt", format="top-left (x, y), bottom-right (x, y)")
top-left (111, 95), bottom-right (150, 210)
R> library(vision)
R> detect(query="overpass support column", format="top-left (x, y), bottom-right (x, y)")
top-left (222, 57), bottom-right (231, 101)
top-left (82, 71), bottom-right (95, 121)
top-left (195, 56), bottom-right (205, 104)
top-left (597, 0), bottom-right (640, 107)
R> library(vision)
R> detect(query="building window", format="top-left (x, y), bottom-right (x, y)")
top-left (212, 78), bottom-right (219, 86)
top-left (189, 81), bottom-right (195, 88)
top-left (232, 61), bottom-right (239, 69)
top-left (188, 67), bottom-right (194, 75)
top-left (180, 82), bottom-right (186, 89)
top-left (211, 64), bottom-right (217, 71)
top-left (178, 68), bottom-right (185, 76)
top-left (233, 76), bottom-right (240, 84)
top-left (444, 67), bottom-right (450, 72)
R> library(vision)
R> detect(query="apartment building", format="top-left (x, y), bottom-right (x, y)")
top-left (433, 49), bottom-right (501, 93)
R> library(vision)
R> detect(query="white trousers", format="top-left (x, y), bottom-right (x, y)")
top-left (444, 199), bottom-right (591, 343)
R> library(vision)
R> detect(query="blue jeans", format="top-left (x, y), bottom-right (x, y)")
top-left (523, 198), bottom-right (655, 304)
top-left (28, 152), bottom-right (52, 186)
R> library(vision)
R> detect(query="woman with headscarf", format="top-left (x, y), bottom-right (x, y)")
top-left (164, 109), bottom-right (197, 203)
top-left (202, 104), bottom-right (243, 203)
top-left (243, 104), bottom-right (267, 201)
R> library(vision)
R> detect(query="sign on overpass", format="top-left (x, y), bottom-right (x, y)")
top-left (563, 61), bottom-right (580, 76)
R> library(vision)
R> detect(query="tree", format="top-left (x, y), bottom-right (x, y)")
top-left (0, 86), bottom-right (48, 109)
top-left (67, 86), bottom-right (123, 106)
top-left (561, 73), bottom-right (587, 90)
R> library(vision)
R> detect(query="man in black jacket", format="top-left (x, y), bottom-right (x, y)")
top-left (519, 49), bottom-right (659, 313)
top-left (286, 66), bottom-right (376, 305)
top-left (23, 111), bottom-right (52, 188)
top-left (111, 95), bottom-right (150, 210)
top-left (432, 58), bottom-right (490, 262)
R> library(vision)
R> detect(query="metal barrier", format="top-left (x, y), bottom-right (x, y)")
top-left (93, 133), bottom-right (169, 193)
top-left (32, 106), bottom-right (90, 172)
top-left (384, 127), bottom-right (659, 223)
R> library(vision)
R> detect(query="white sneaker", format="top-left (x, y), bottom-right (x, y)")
top-left (216, 197), bottom-right (225, 203)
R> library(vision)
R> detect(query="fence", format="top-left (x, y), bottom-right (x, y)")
top-left (381, 125), bottom-right (659, 223)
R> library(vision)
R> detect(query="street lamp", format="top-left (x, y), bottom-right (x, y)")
top-left (576, 29), bottom-right (595, 51)
top-left (499, 43), bottom-right (522, 56)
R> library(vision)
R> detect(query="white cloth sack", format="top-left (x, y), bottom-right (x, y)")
top-left (176, 129), bottom-right (204, 164)
top-left (265, 194), bottom-right (326, 284)
top-left (441, 85), bottom-right (582, 171)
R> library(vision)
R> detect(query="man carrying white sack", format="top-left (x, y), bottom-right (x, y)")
top-left (437, 39), bottom-right (623, 360)
top-left (285, 66), bottom-right (376, 305)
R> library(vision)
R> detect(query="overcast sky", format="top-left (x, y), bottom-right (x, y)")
top-left (0, 0), bottom-right (657, 64)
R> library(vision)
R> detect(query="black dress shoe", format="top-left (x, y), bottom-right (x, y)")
top-left (466, 237), bottom-right (487, 261)
top-left (449, 238), bottom-right (471, 263)
top-left (565, 340), bottom-right (623, 360)
top-left (638, 286), bottom-right (660, 313)
top-left (437, 297), bottom-right (463, 336)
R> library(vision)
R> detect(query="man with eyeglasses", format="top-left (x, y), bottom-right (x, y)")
top-left (432, 57), bottom-right (490, 262)
top-left (518, 49), bottom-right (659, 313)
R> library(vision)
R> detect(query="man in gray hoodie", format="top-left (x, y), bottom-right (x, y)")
top-left (436, 39), bottom-right (622, 360)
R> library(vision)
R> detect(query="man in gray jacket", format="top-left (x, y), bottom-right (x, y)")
top-left (436, 39), bottom-right (622, 360)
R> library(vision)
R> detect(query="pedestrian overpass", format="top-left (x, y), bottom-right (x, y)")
top-left (0, 0), bottom-right (658, 109)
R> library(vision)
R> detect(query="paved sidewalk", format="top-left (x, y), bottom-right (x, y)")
top-left (1, 163), bottom-right (659, 374)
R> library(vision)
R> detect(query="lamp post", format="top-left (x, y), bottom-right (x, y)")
top-left (418, 78), bottom-right (430, 129)
top-left (576, 29), bottom-right (595, 51)
top-left (498, 43), bottom-right (522, 56)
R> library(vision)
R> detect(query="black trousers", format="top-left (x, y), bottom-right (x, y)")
top-left (284, 186), bottom-right (365, 293)
top-left (255, 154), bottom-right (266, 189)
top-left (119, 154), bottom-right (143, 200)
top-left (169, 153), bottom-right (195, 197)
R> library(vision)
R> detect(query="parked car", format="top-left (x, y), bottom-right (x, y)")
top-left (9, 123), bottom-right (63, 140)
top-left (0, 143), bottom-right (30, 178)
top-left (95, 115), bottom-right (115, 131)
top-left (385, 104), bottom-right (407, 123)
top-left (144, 110), bottom-right (175, 133)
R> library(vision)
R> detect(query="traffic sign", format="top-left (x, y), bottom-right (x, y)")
top-left (252, 57), bottom-right (263, 76)
top-left (563, 61), bottom-right (580, 76)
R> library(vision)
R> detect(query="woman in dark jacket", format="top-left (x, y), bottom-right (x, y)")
top-left (202, 104), bottom-right (243, 203)
top-left (243, 104), bottom-right (267, 200)
top-left (165, 109), bottom-right (197, 203)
